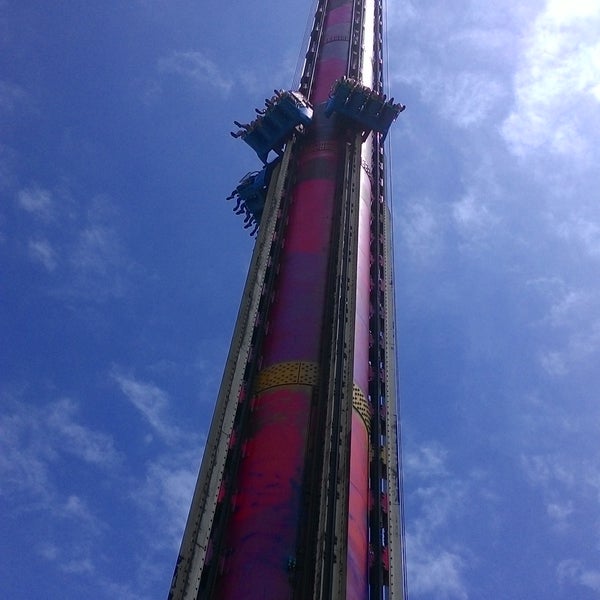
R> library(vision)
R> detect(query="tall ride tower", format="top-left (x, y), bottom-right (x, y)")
top-left (169, 0), bottom-right (406, 598)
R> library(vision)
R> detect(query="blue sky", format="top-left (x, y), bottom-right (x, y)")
top-left (2, 1), bottom-right (600, 599)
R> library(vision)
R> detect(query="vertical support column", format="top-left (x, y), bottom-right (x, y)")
top-left (346, 144), bottom-right (373, 600)
top-left (382, 201), bottom-right (407, 600)
top-left (346, 0), bottom-right (378, 596)
top-left (368, 139), bottom-right (389, 597)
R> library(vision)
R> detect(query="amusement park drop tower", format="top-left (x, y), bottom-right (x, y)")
top-left (169, 0), bottom-right (407, 597)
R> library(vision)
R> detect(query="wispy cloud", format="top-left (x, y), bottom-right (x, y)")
top-left (397, 198), bottom-right (444, 263)
top-left (521, 453), bottom-right (576, 490)
top-left (0, 80), bottom-right (28, 114)
top-left (406, 533), bottom-right (468, 600)
top-left (63, 494), bottom-right (96, 522)
top-left (388, 2), bottom-right (519, 129)
top-left (133, 450), bottom-right (202, 550)
top-left (521, 452), bottom-right (600, 530)
top-left (404, 442), bottom-right (471, 599)
top-left (35, 541), bottom-right (95, 575)
top-left (14, 185), bottom-right (137, 300)
top-left (17, 186), bottom-right (55, 221)
top-left (535, 285), bottom-right (600, 376)
top-left (554, 213), bottom-right (600, 259)
top-left (502, 0), bottom-right (600, 162)
top-left (71, 225), bottom-right (118, 274)
top-left (1, 392), bottom-right (121, 579)
top-left (1, 410), bottom-right (52, 499)
top-left (439, 72), bottom-right (505, 128)
top-left (152, 47), bottom-right (297, 104)
top-left (111, 370), bottom-right (182, 443)
top-left (452, 191), bottom-right (498, 239)
top-left (65, 195), bottom-right (136, 300)
top-left (36, 540), bottom-right (96, 575)
top-left (546, 501), bottom-right (574, 529)
top-left (1, 382), bottom-right (201, 597)
top-left (110, 369), bottom-right (205, 586)
top-left (544, 288), bottom-right (595, 328)
top-left (158, 50), bottom-right (233, 95)
top-left (61, 558), bottom-right (95, 574)
top-left (404, 442), bottom-right (448, 478)
top-left (0, 396), bottom-right (120, 501)
top-left (48, 398), bottom-right (121, 466)
top-left (558, 559), bottom-right (600, 593)
top-left (28, 238), bottom-right (58, 271)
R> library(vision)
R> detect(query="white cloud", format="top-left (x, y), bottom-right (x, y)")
top-left (15, 185), bottom-right (135, 300)
top-left (558, 559), bottom-right (600, 593)
top-left (63, 194), bottom-right (135, 300)
top-left (440, 72), bottom-right (505, 128)
top-left (407, 533), bottom-right (468, 600)
top-left (539, 350), bottom-right (568, 376)
top-left (39, 540), bottom-right (96, 576)
top-left (48, 398), bottom-right (120, 466)
top-left (452, 191), bottom-right (498, 239)
top-left (405, 442), bottom-right (471, 599)
top-left (387, 0), bottom-right (418, 26)
top-left (502, 0), bottom-right (600, 161)
top-left (37, 541), bottom-right (60, 561)
top-left (112, 371), bottom-right (181, 443)
top-left (158, 51), bottom-right (232, 95)
top-left (0, 397), bottom-right (119, 500)
top-left (0, 409), bottom-right (51, 497)
top-left (61, 557), bottom-right (95, 574)
top-left (68, 196), bottom-right (124, 271)
top-left (521, 452), bottom-right (600, 534)
top-left (1, 395), bottom-right (121, 581)
top-left (118, 442), bottom-right (205, 592)
top-left (534, 283), bottom-right (600, 376)
top-left (555, 213), bottom-right (600, 259)
top-left (0, 80), bottom-right (27, 114)
top-left (36, 540), bottom-right (99, 583)
top-left (134, 452), bottom-right (201, 550)
top-left (546, 289), bottom-right (593, 327)
top-left (412, 480), bottom-right (467, 531)
top-left (28, 238), bottom-right (58, 271)
top-left (449, 25), bottom-right (521, 57)
top-left (387, 2), bottom-right (519, 130)
top-left (390, 57), bottom-right (507, 129)
top-left (521, 454), bottom-right (576, 488)
top-left (1, 387), bottom-right (199, 596)
top-left (17, 186), bottom-right (54, 221)
top-left (398, 198), bottom-right (443, 262)
top-left (108, 368), bottom-right (207, 577)
top-left (71, 225), bottom-right (119, 275)
top-left (545, 0), bottom-right (600, 21)
top-left (405, 442), bottom-right (448, 479)
top-left (539, 318), bottom-right (600, 377)
top-left (546, 501), bottom-right (574, 528)
top-left (62, 494), bottom-right (100, 532)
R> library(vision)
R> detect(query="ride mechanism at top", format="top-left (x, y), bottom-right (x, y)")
top-left (227, 80), bottom-right (404, 236)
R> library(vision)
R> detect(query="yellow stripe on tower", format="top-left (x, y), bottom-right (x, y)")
top-left (352, 385), bottom-right (372, 434)
top-left (254, 361), bottom-right (319, 393)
